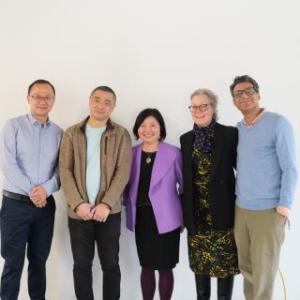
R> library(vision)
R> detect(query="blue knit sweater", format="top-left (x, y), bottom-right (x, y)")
top-left (236, 111), bottom-right (297, 210)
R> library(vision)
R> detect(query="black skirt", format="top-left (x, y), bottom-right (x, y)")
top-left (135, 205), bottom-right (180, 270)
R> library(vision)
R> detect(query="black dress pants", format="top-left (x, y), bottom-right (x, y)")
top-left (0, 195), bottom-right (55, 300)
top-left (68, 213), bottom-right (121, 300)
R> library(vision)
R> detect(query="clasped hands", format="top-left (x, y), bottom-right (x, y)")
top-left (29, 185), bottom-right (47, 208)
top-left (75, 202), bottom-right (111, 222)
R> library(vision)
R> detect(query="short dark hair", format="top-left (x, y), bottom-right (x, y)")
top-left (230, 75), bottom-right (259, 96)
top-left (133, 108), bottom-right (167, 141)
top-left (28, 79), bottom-right (55, 96)
top-left (90, 86), bottom-right (116, 100)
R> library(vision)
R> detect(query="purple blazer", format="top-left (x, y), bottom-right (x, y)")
top-left (124, 141), bottom-right (183, 234)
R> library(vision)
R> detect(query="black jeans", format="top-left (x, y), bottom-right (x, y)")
top-left (68, 213), bottom-right (121, 300)
top-left (0, 195), bottom-right (55, 300)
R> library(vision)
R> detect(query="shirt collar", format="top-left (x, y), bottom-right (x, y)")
top-left (242, 108), bottom-right (265, 128)
top-left (28, 113), bottom-right (51, 127)
top-left (79, 116), bottom-right (114, 132)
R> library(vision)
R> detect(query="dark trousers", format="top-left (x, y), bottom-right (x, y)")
top-left (0, 195), bottom-right (55, 300)
top-left (68, 213), bottom-right (121, 300)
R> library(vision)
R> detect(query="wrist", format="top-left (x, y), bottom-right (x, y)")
top-left (100, 202), bottom-right (111, 210)
top-left (75, 201), bottom-right (86, 212)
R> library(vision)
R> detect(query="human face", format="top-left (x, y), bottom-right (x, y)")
top-left (190, 94), bottom-right (214, 127)
top-left (27, 83), bottom-right (55, 121)
top-left (232, 82), bottom-right (260, 115)
top-left (89, 90), bottom-right (115, 123)
top-left (138, 116), bottom-right (161, 145)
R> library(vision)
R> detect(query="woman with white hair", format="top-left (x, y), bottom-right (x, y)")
top-left (180, 88), bottom-right (239, 300)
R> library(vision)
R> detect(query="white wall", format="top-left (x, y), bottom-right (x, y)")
top-left (0, 0), bottom-right (299, 299)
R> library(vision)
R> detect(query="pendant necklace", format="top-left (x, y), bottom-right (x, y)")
top-left (145, 154), bottom-right (152, 164)
top-left (143, 144), bottom-right (157, 164)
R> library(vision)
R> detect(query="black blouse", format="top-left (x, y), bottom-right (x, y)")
top-left (137, 151), bottom-right (157, 207)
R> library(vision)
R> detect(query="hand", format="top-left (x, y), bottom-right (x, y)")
top-left (30, 185), bottom-right (47, 208)
top-left (92, 203), bottom-right (111, 222)
top-left (76, 203), bottom-right (94, 221)
top-left (276, 205), bottom-right (290, 225)
top-left (276, 206), bottom-right (290, 218)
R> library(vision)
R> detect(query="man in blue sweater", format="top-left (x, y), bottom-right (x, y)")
top-left (230, 75), bottom-right (297, 300)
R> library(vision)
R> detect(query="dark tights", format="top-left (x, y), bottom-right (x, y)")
top-left (140, 268), bottom-right (174, 300)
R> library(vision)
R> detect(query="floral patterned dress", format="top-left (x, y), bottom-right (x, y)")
top-left (188, 122), bottom-right (239, 278)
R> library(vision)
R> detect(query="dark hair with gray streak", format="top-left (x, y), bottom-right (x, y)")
top-left (230, 75), bottom-right (260, 96)
top-left (190, 88), bottom-right (218, 120)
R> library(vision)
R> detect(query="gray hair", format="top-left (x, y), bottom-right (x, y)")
top-left (190, 88), bottom-right (218, 120)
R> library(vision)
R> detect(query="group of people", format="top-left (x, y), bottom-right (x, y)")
top-left (0, 75), bottom-right (297, 300)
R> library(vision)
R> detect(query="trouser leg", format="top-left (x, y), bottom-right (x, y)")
top-left (0, 197), bottom-right (31, 300)
top-left (248, 208), bottom-right (285, 300)
top-left (96, 213), bottom-right (121, 300)
top-left (234, 206), bottom-right (253, 300)
top-left (27, 197), bottom-right (55, 300)
top-left (68, 218), bottom-right (95, 300)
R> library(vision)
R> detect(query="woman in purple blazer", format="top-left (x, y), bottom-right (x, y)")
top-left (124, 108), bottom-right (183, 300)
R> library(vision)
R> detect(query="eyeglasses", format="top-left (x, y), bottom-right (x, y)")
top-left (90, 96), bottom-right (114, 108)
top-left (188, 103), bottom-right (211, 112)
top-left (232, 87), bottom-right (257, 98)
top-left (30, 95), bottom-right (54, 103)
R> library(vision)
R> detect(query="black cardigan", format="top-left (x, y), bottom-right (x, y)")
top-left (180, 123), bottom-right (238, 235)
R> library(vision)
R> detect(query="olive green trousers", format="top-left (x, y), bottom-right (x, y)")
top-left (234, 205), bottom-right (285, 300)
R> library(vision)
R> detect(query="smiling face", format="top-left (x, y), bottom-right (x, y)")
top-left (232, 82), bottom-right (260, 115)
top-left (137, 116), bottom-right (161, 145)
top-left (27, 83), bottom-right (55, 121)
top-left (89, 90), bottom-right (115, 123)
top-left (190, 94), bottom-right (215, 127)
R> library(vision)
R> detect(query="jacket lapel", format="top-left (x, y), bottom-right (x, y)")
top-left (210, 123), bottom-right (223, 180)
top-left (150, 142), bottom-right (175, 188)
top-left (182, 131), bottom-right (194, 170)
top-left (129, 145), bottom-right (142, 201)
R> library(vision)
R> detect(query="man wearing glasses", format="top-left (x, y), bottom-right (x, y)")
top-left (231, 75), bottom-right (297, 300)
top-left (0, 79), bottom-right (62, 300)
top-left (59, 86), bottom-right (131, 300)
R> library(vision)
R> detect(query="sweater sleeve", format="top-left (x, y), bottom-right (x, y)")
top-left (275, 116), bottom-right (297, 208)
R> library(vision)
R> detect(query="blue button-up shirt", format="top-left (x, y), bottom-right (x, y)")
top-left (0, 113), bottom-right (63, 196)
